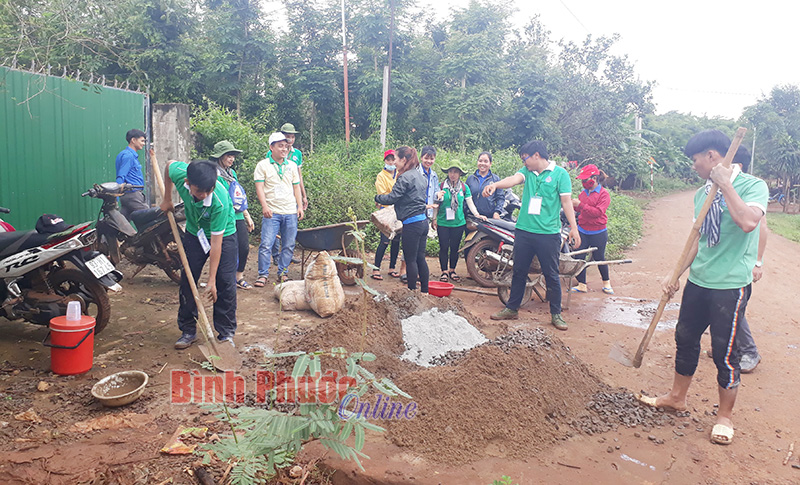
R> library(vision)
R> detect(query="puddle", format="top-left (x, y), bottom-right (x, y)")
top-left (596, 297), bottom-right (679, 330)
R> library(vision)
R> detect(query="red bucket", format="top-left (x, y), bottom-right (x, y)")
top-left (45, 315), bottom-right (96, 375)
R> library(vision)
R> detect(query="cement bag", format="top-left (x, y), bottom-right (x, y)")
top-left (304, 251), bottom-right (345, 318)
top-left (273, 281), bottom-right (311, 311)
top-left (370, 206), bottom-right (402, 239)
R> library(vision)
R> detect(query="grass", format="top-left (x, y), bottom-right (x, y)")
top-left (766, 212), bottom-right (800, 243)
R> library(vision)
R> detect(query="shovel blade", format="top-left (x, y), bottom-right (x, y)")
top-left (608, 342), bottom-right (635, 368)
top-left (198, 342), bottom-right (242, 372)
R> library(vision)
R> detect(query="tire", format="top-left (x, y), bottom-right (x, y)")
top-left (49, 268), bottom-right (111, 334)
top-left (336, 249), bottom-right (364, 286)
top-left (497, 278), bottom-right (533, 307)
top-left (160, 241), bottom-right (183, 284)
top-left (465, 239), bottom-right (500, 287)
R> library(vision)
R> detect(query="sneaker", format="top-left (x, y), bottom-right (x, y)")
top-left (218, 336), bottom-right (235, 348)
top-left (490, 308), bottom-right (519, 320)
top-left (551, 313), bottom-right (568, 331)
top-left (174, 333), bottom-right (198, 350)
top-left (291, 256), bottom-right (301, 264)
top-left (740, 353), bottom-right (761, 373)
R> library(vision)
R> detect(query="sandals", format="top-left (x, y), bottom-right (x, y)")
top-left (439, 272), bottom-right (449, 282)
top-left (277, 274), bottom-right (290, 283)
top-left (237, 279), bottom-right (253, 290)
top-left (388, 271), bottom-right (400, 278)
top-left (400, 274), bottom-right (408, 283)
top-left (448, 271), bottom-right (461, 283)
top-left (254, 276), bottom-right (267, 288)
top-left (371, 270), bottom-right (384, 281)
top-left (602, 286), bottom-right (615, 295)
top-left (710, 423), bottom-right (734, 445)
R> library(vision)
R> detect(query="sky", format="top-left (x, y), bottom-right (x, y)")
top-left (426, 0), bottom-right (800, 119)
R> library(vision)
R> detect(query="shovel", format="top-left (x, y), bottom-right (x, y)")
top-left (149, 150), bottom-right (241, 372)
top-left (610, 127), bottom-right (747, 368)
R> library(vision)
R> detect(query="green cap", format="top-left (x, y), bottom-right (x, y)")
top-left (280, 123), bottom-right (299, 134)
top-left (440, 160), bottom-right (467, 176)
top-left (210, 140), bottom-right (242, 159)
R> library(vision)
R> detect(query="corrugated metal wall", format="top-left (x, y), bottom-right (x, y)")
top-left (0, 67), bottom-right (148, 230)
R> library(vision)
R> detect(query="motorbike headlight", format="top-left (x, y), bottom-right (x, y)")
top-left (78, 230), bottom-right (97, 247)
top-left (53, 239), bottom-right (83, 251)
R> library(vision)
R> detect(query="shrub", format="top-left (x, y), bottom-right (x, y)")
top-left (605, 191), bottom-right (643, 259)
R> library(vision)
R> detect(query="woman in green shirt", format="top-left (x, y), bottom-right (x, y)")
top-left (211, 140), bottom-right (255, 290)
top-left (432, 161), bottom-right (486, 282)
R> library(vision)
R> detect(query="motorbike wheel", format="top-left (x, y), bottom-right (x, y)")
top-left (160, 240), bottom-right (183, 284)
top-left (49, 268), bottom-right (111, 334)
top-left (465, 239), bottom-right (500, 287)
top-left (497, 278), bottom-right (533, 307)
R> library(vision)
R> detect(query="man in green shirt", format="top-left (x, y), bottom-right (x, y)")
top-left (639, 130), bottom-right (768, 446)
top-left (160, 159), bottom-right (238, 350)
top-left (483, 140), bottom-right (580, 330)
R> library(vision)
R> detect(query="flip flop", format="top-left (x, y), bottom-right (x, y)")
top-left (371, 272), bottom-right (384, 281)
top-left (570, 286), bottom-right (588, 293)
top-left (710, 423), bottom-right (734, 445)
top-left (254, 276), bottom-right (267, 288)
top-left (388, 271), bottom-right (400, 278)
top-left (602, 287), bottom-right (615, 295)
top-left (635, 393), bottom-right (687, 412)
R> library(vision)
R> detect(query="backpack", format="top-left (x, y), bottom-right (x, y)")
top-left (228, 179), bottom-right (248, 213)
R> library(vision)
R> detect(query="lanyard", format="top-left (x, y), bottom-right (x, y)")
top-left (270, 157), bottom-right (288, 179)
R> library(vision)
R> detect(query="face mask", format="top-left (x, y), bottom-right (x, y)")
top-left (385, 165), bottom-right (396, 171)
top-left (582, 179), bottom-right (595, 190)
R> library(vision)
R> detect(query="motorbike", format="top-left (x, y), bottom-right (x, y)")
top-left (0, 208), bottom-right (122, 334)
top-left (82, 182), bottom-right (185, 283)
top-left (460, 191), bottom-right (521, 287)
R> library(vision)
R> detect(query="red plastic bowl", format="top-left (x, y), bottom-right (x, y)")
top-left (428, 281), bottom-right (454, 297)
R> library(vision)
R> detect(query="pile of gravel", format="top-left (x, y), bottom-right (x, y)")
top-left (430, 328), bottom-right (554, 366)
top-left (570, 389), bottom-right (691, 435)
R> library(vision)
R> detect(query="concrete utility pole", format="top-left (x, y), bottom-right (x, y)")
top-left (380, 66), bottom-right (389, 149)
top-left (341, 0), bottom-right (350, 146)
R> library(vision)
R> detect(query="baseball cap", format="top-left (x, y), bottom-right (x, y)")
top-left (383, 149), bottom-right (396, 160)
top-left (577, 164), bottom-right (600, 180)
top-left (268, 132), bottom-right (287, 145)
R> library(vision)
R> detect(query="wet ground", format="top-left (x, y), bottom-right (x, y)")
top-left (0, 190), bottom-right (798, 484)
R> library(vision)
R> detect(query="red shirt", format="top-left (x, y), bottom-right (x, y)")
top-left (577, 185), bottom-right (610, 232)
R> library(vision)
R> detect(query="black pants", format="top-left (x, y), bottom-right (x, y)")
top-left (674, 281), bottom-right (750, 389)
top-left (374, 233), bottom-right (400, 270)
top-left (575, 230), bottom-right (609, 283)
top-left (235, 219), bottom-right (249, 273)
top-left (507, 230), bottom-right (561, 314)
top-left (402, 220), bottom-right (429, 293)
top-left (119, 191), bottom-right (149, 221)
top-left (178, 233), bottom-right (238, 339)
top-left (437, 224), bottom-right (465, 272)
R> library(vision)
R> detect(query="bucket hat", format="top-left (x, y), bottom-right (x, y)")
top-left (440, 160), bottom-right (467, 176)
top-left (280, 123), bottom-right (299, 134)
top-left (210, 140), bottom-right (242, 159)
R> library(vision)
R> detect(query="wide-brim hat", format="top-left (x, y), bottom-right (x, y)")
top-left (577, 164), bottom-right (600, 180)
top-left (440, 161), bottom-right (466, 176)
top-left (280, 123), bottom-right (299, 134)
top-left (210, 140), bottom-right (242, 159)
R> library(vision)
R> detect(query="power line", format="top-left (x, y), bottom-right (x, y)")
top-left (558, 0), bottom-right (590, 35)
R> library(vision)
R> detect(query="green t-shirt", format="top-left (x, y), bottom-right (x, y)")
top-left (516, 162), bottom-right (571, 234)
top-left (266, 147), bottom-right (303, 167)
top-left (217, 168), bottom-right (245, 221)
top-left (689, 172), bottom-right (768, 290)
top-left (436, 182), bottom-right (472, 227)
top-left (169, 161), bottom-right (237, 238)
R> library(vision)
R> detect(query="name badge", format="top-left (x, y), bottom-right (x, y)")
top-left (528, 196), bottom-right (543, 215)
top-left (197, 228), bottom-right (211, 254)
top-left (445, 208), bottom-right (456, 220)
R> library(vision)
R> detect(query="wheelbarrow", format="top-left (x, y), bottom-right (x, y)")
top-left (295, 221), bottom-right (369, 285)
top-left (487, 246), bottom-right (632, 309)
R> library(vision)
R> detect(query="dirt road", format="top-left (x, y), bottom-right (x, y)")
top-left (0, 190), bottom-right (797, 484)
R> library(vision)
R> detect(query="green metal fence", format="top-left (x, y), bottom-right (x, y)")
top-left (0, 67), bottom-right (148, 230)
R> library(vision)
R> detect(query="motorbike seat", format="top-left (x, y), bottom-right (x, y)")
top-left (486, 218), bottom-right (516, 232)
top-left (130, 207), bottom-right (163, 231)
top-left (0, 230), bottom-right (50, 257)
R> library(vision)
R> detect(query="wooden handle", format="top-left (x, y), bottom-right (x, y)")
top-left (632, 127), bottom-right (746, 368)
top-left (149, 152), bottom-right (217, 346)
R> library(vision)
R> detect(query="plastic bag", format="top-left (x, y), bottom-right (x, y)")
top-left (370, 206), bottom-right (402, 239)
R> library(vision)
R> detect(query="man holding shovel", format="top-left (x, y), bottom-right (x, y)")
top-left (639, 130), bottom-right (768, 445)
top-left (160, 159), bottom-right (238, 350)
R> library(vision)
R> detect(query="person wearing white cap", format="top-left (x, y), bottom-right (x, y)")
top-left (253, 132), bottom-right (305, 287)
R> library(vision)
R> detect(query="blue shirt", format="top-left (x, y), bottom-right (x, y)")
top-left (417, 165), bottom-right (439, 219)
top-left (115, 147), bottom-right (144, 190)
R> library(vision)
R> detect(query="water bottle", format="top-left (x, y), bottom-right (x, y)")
top-left (66, 301), bottom-right (82, 321)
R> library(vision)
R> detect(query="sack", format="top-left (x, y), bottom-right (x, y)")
top-left (228, 179), bottom-right (248, 213)
top-left (370, 206), bottom-right (403, 239)
top-left (304, 251), bottom-right (345, 318)
top-left (273, 281), bottom-right (311, 311)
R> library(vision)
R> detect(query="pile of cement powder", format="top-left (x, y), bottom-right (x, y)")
top-left (400, 308), bottom-right (488, 367)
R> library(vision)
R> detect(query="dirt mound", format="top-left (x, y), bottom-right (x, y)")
top-left (387, 329), bottom-right (601, 464)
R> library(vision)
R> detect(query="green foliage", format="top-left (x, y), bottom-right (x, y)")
top-left (636, 174), bottom-right (696, 196)
top-left (489, 476), bottom-right (517, 485)
top-left (204, 349), bottom-right (410, 482)
top-left (605, 191), bottom-right (644, 259)
top-left (766, 213), bottom-right (800, 243)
